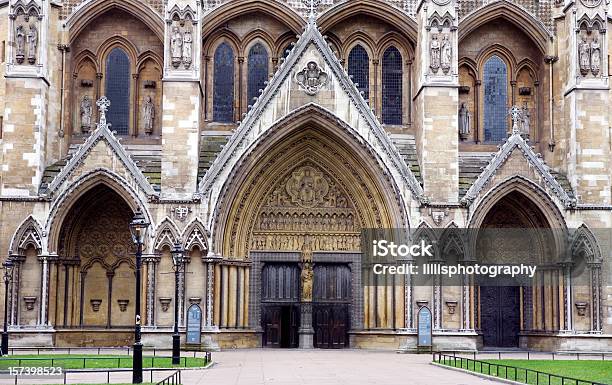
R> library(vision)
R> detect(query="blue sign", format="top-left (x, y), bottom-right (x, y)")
top-left (186, 304), bottom-right (202, 345)
top-left (417, 306), bottom-right (432, 347)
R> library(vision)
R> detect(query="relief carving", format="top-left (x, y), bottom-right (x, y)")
top-left (142, 95), bottom-right (155, 135)
top-left (429, 34), bottom-right (441, 74)
top-left (80, 95), bottom-right (93, 133)
top-left (295, 61), bottom-right (328, 95)
top-left (171, 26), bottom-right (183, 68)
top-left (440, 34), bottom-right (452, 74)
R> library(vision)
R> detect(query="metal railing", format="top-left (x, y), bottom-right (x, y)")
top-left (2, 346), bottom-right (208, 358)
top-left (433, 352), bottom-right (608, 385)
top-left (1, 367), bottom-right (179, 384)
top-left (0, 355), bottom-right (204, 369)
top-left (438, 350), bottom-right (611, 361)
top-left (156, 370), bottom-right (182, 385)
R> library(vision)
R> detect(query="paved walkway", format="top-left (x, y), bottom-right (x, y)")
top-left (182, 349), bottom-right (502, 385)
top-left (0, 349), bottom-right (505, 384)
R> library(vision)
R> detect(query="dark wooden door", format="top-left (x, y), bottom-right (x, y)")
top-left (261, 264), bottom-right (300, 348)
top-left (480, 286), bottom-right (520, 347)
top-left (313, 264), bottom-right (351, 349)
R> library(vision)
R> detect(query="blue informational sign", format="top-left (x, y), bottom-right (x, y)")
top-left (186, 304), bottom-right (202, 345)
top-left (417, 306), bottom-right (432, 347)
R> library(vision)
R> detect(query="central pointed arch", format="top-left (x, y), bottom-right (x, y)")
top-left (211, 105), bottom-right (409, 258)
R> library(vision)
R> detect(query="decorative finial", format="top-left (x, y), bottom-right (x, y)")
top-left (96, 96), bottom-right (111, 130)
top-left (303, 0), bottom-right (321, 23)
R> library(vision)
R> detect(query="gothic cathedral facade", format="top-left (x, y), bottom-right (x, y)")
top-left (0, 0), bottom-right (610, 351)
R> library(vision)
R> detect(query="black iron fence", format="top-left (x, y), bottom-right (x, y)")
top-left (438, 350), bottom-right (611, 361)
top-left (0, 367), bottom-right (179, 384)
top-left (1, 346), bottom-right (208, 358)
top-left (0, 355), bottom-right (203, 369)
top-left (433, 352), bottom-right (608, 385)
top-left (156, 370), bottom-right (182, 385)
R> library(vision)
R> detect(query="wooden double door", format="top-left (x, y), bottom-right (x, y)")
top-left (480, 286), bottom-right (521, 347)
top-left (261, 263), bottom-right (351, 349)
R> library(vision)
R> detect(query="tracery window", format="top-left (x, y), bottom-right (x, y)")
top-left (382, 46), bottom-right (402, 125)
top-left (483, 55), bottom-right (508, 142)
top-left (105, 47), bottom-right (131, 135)
top-left (213, 42), bottom-right (235, 122)
top-left (348, 44), bottom-right (369, 102)
top-left (247, 43), bottom-right (269, 107)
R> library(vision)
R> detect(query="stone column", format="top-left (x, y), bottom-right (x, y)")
top-left (298, 243), bottom-right (314, 348)
top-left (413, 0), bottom-right (459, 203)
top-left (161, 0), bottom-right (202, 199)
top-left (144, 256), bottom-right (159, 327)
top-left (38, 255), bottom-right (50, 326)
top-left (201, 253), bottom-right (221, 350)
top-left (588, 263), bottom-right (602, 332)
top-left (560, 0), bottom-right (610, 205)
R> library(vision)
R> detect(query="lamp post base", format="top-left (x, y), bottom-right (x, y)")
top-left (1, 332), bottom-right (8, 356)
top-left (172, 333), bottom-right (180, 365)
top-left (132, 342), bottom-right (143, 383)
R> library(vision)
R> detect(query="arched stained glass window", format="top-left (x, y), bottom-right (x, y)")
top-left (348, 45), bottom-right (369, 102)
top-left (382, 46), bottom-right (402, 125)
top-left (247, 43), bottom-right (269, 106)
top-left (213, 43), bottom-right (235, 123)
top-left (483, 55), bottom-right (508, 142)
top-left (105, 47), bottom-right (130, 135)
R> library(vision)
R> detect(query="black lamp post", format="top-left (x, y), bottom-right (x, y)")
top-left (1, 260), bottom-right (13, 356)
top-left (170, 242), bottom-right (185, 365)
top-left (129, 209), bottom-right (150, 384)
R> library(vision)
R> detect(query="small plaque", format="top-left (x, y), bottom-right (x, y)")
top-left (186, 303), bottom-right (202, 345)
top-left (417, 306), bottom-right (432, 349)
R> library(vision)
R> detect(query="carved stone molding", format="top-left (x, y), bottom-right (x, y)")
top-left (445, 300), bottom-right (458, 314)
top-left (23, 296), bottom-right (37, 311)
top-left (159, 297), bottom-right (172, 312)
top-left (575, 301), bottom-right (588, 316)
top-left (295, 61), bottom-right (328, 95)
top-left (90, 299), bottom-right (102, 312)
top-left (117, 299), bottom-right (129, 312)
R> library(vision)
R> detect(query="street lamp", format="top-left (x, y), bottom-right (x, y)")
top-left (2, 260), bottom-right (13, 356)
top-left (129, 208), bottom-right (150, 384)
top-left (170, 242), bottom-right (185, 365)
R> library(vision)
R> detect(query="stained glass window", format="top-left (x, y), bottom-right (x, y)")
top-left (247, 43), bottom-right (269, 107)
top-left (382, 46), bottom-right (402, 125)
top-left (483, 55), bottom-right (508, 142)
top-left (213, 42), bottom-right (235, 123)
top-left (105, 48), bottom-right (130, 135)
top-left (348, 45), bottom-right (369, 102)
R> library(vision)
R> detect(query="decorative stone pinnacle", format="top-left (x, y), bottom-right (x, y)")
top-left (96, 96), bottom-right (111, 130)
top-left (303, 0), bottom-right (321, 23)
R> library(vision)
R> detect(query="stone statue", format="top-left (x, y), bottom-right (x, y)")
top-left (15, 25), bottom-right (25, 64)
top-left (430, 34), bottom-right (440, 73)
top-left (458, 103), bottom-right (470, 140)
top-left (509, 105), bottom-right (522, 135)
top-left (171, 26), bottom-right (183, 68)
top-left (301, 262), bottom-right (313, 301)
top-left (27, 24), bottom-right (38, 64)
top-left (441, 34), bottom-right (452, 74)
top-left (578, 36), bottom-right (590, 76)
top-left (182, 30), bottom-right (193, 69)
top-left (80, 95), bottom-right (93, 133)
top-left (590, 37), bottom-right (601, 76)
top-left (522, 104), bottom-right (530, 136)
top-left (143, 96), bottom-right (155, 135)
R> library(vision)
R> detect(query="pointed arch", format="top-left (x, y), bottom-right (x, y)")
top-left (413, 222), bottom-right (440, 260)
top-left (458, 0), bottom-right (551, 55)
top-left (318, 0), bottom-right (417, 43)
top-left (182, 218), bottom-right (210, 253)
top-left (571, 224), bottom-right (602, 264)
top-left (66, 0), bottom-right (164, 45)
top-left (45, 168), bottom-right (152, 254)
top-left (440, 222), bottom-right (466, 261)
top-left (153, 218), bottom-right (181, 252)
top-left (8, 215), bottom-right (44, 256)
top-left (201, 0), bottom-right (304, 39)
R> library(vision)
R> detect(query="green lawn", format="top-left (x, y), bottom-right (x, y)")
top-left (438, 358), bottom-right (612, 385)
top-left (0, 354), bottom-right (206, 369)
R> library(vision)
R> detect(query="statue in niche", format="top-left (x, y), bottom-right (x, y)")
top-left (27, 23), bottom-right (38, 64)
top-left (522, 103), bottom-right (531, 136)
top-left (170, 26), bottom-right (183, 68)
top-left (458, 102), bottom-right (470, 140)
top-left (80, 95), bottom-right (93, 133)
top-left (441, 34), bottom-right (452, 74)
top-left (15, 25), bottom-right (25, 64)
top-left (590, 37), bottom-right (601, 76)
top-left (578, 36), bottom-right (590, 76)
top-left (429, 34), bottom-right (441, 73)
top-left (182, 30), bottom-right (193, 69)
top-left (143, 95), bottom-right (155, 135)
